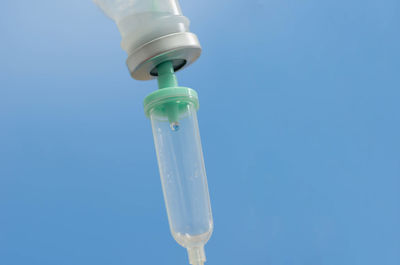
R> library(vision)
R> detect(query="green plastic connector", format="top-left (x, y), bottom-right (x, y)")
top-left (157, 61), bottom-right (178, 89)
top-left (143, 61), bottom-right (199, 120)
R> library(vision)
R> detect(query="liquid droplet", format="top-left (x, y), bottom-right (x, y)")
top-left (170, 122), bottom-right (180, 131)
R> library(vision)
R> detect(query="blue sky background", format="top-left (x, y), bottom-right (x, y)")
top-left (1, 1), bottom-right (399, 265)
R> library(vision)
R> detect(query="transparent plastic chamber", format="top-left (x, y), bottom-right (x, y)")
top-left (150, 101), bottom-right (213, 237)
top-left (147, 93), bottom-right (213, 265)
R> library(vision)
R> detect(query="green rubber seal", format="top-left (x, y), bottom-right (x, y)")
top-left (143, 86), bottom-right (199, 118)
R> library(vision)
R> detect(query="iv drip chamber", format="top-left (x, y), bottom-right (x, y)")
top-left (144, 67), bottom-right (213, 265)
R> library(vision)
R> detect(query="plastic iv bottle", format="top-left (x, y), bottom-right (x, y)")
top-left (94, 0), bottom-right (201, 81)
top-left (143, 61), bottom-right (213, 265)
top-left (93, 0), bottom-right (190, 55)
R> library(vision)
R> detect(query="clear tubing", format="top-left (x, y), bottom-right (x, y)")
top-left (149, 98), bottom-right (213, 265)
